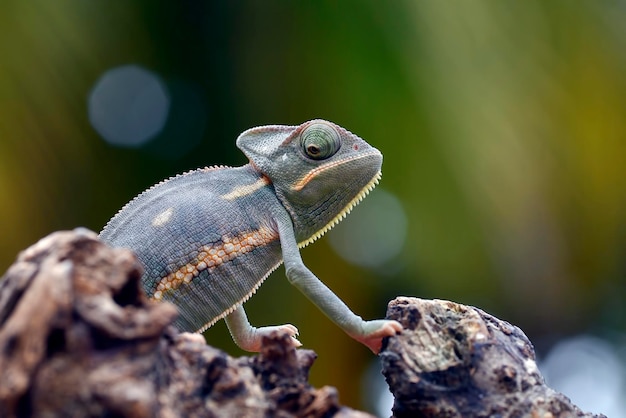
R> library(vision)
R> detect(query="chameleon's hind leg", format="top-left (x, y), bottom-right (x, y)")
top-left (225, 305), bottom-right (301, 352)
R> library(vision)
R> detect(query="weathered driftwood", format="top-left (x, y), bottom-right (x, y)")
top-left (0, 229), bottom-right (370, 418)
top-left (0, 230), bottom-right (603, 417)
top-left (381, 297), bottom-right (605, 418)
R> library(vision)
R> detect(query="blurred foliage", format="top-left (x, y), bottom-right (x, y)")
top-left (1, 0), bottom-right (625, 410)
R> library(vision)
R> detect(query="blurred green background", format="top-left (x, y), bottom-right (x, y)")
top-left (1, 1), bottom-right (625, 414)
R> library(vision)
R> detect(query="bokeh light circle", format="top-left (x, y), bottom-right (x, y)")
top-left (541, 335), bottom-right (625, 417)
top-left (88, 65), bottom-right (170, 147)
top-left (328, 188), bottom-right (407, 269)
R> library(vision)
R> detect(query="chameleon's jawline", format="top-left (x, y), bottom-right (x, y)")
top-left (297, 170), bottom-right (382, 249)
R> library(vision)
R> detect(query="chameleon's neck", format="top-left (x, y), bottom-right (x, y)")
top-left (244, 161), bottom-right (321, 243)
top-left (243, 163), bottom-right (273, 186)
top-left (245, 157), bottom-right (379, 248)
top-left (275, 179), bottom-right (365, 247)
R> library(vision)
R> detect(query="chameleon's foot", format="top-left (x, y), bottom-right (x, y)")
top-left (225, 307), bottom-right (302, 352)
top-left (351, 320), bottom-right (403, 354)
top-left (237, 323), bottom-right (302, 352)
top-left (257, 323), bottom-right (302, 349)
top-left (180, 332), bottom-right (207, 344)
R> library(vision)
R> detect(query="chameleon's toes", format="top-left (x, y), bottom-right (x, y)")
top-left (353, 319), bottom-right (403, 355)
top-left (367, 320), bottom-right (403, 338)
top-left (256, 324), bottom-right (301, 348)
top-left (179, 332), bottom-right (207, 344)
top-left (385, 320), bottom-right (403, 335)
top-left (277, 324), bottom-right (302, 347)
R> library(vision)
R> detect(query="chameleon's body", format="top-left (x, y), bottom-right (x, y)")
top-left (100, 120), bottom-right (401, 353)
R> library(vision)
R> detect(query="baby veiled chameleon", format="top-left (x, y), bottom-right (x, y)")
top-left (100, 119), bottom-right (402, 354)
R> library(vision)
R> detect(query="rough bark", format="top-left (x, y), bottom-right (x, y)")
top-left (381, 297), bottom-right (606, 418)
top-left (0, 230), bottom-right (604, 417)
top-left (0, 229), bottom-right (370, 418)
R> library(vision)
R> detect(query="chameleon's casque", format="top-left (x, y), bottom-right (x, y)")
top-left (100, 120), bottom-right (401, 354)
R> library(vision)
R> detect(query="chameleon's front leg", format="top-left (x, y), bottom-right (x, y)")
top-left (275, 218), bottom-right (402, 354)
top-left (224, 305), bottom-right (302, 352)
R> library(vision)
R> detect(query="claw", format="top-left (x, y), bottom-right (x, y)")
top-left (280, 324), bottom-right (302, 347)
top-left (290, 335), bottom-right (303, 348)
top-left (260, 323), bottom-right (302, 348)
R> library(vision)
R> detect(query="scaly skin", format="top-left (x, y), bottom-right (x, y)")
top-left (100, 119), bottom-right (402, 354)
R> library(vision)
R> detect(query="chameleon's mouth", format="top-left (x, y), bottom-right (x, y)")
top-left (297, 169), bottom-right (382, 248)
top-left (292, 150), bottom-right (382, 192)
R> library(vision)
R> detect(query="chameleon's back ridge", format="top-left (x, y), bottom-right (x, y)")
top-left (100, 120), bottom-right (402, 354)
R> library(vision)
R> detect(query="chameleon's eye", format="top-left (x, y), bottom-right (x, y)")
top-left (300, 123), bottom-right (341, 160)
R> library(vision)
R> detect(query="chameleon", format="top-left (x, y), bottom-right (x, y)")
top-left (99, 119), bottom-right (402, 354)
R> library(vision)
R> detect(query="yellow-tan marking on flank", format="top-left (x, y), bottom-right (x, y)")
top-left (153, 225), bottom-right (278, 300)
top-left (220, 176), bottom-right (270, 200)
top-left (152, 207), bottom-right (174, 227)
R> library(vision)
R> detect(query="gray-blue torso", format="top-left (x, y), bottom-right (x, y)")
top-left (99, 165), bottom-right (287, 332)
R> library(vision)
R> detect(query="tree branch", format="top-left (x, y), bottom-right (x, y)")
top-left (0, 230), bottom-right (603, 417)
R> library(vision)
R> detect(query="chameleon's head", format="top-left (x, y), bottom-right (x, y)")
top-left (237, 119), bottom-right (382, 245)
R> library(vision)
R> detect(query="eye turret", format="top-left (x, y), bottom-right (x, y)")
top-left (300, 123), bottom-right (341, 160)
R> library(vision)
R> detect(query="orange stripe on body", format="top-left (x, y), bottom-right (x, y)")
top-left (153, 225), bottom-right (278, 300)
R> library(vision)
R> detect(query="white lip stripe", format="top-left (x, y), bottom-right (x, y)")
top-left (292, 151), bottom-right (381, 192)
